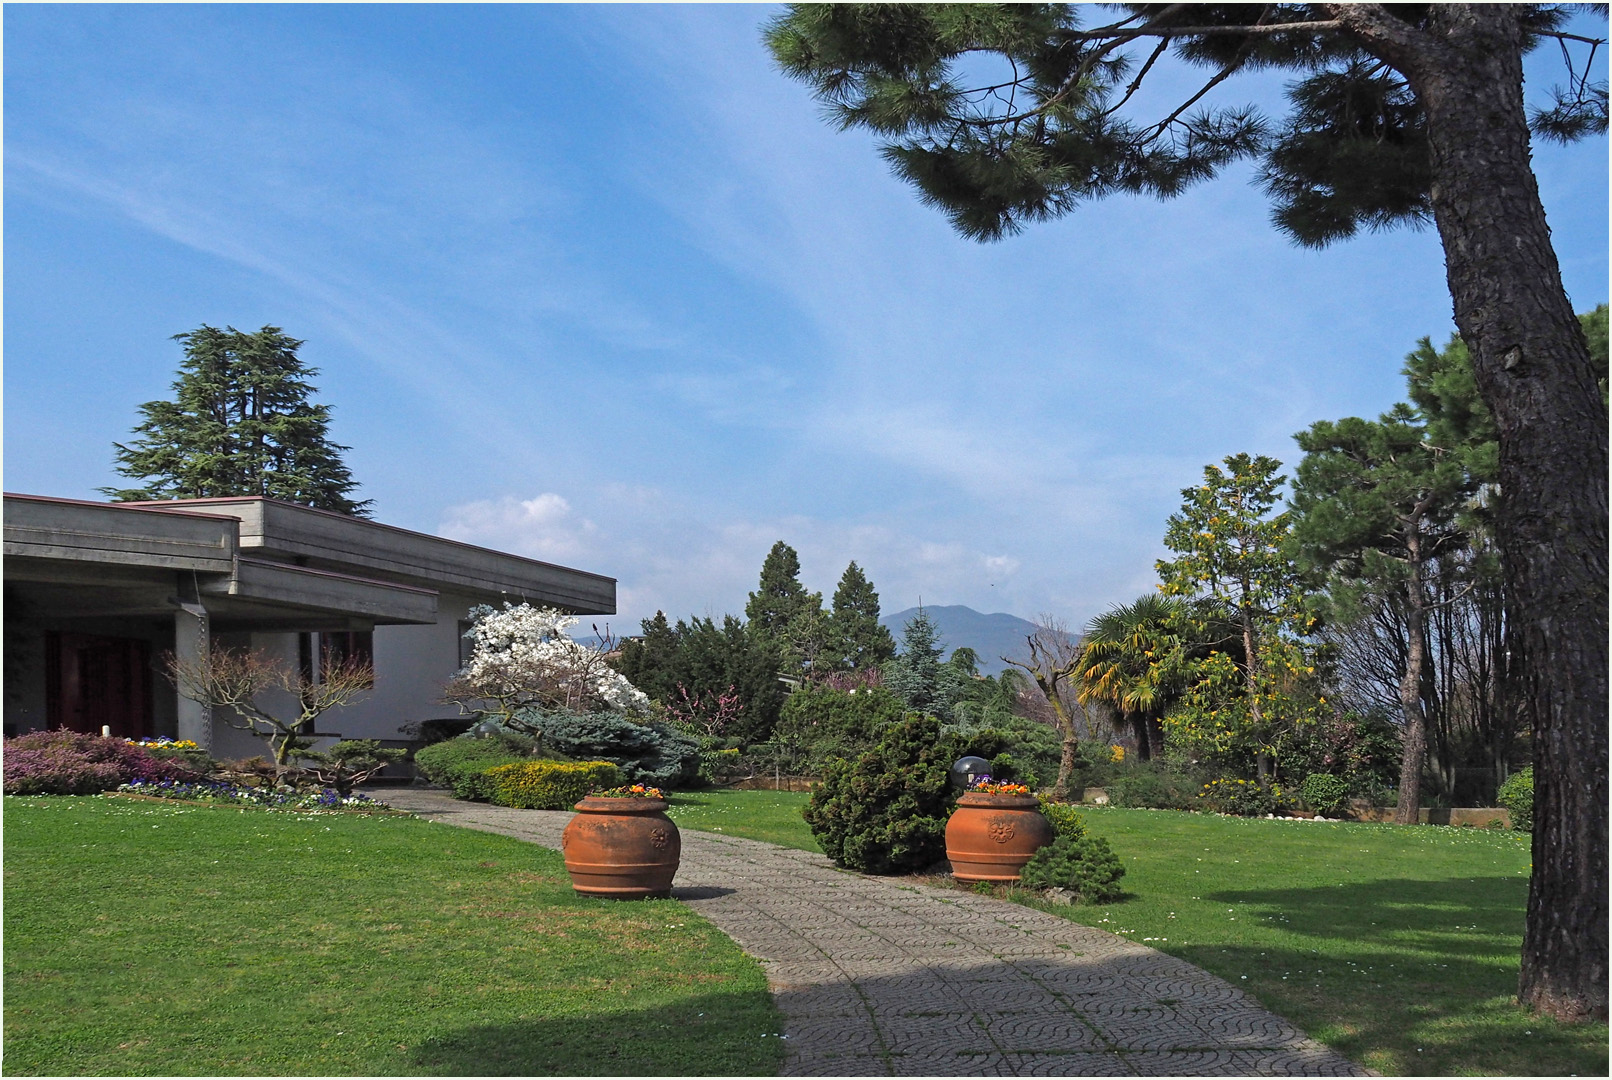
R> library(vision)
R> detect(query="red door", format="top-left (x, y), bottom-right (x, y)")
top-left (45, 633), bottom-right (153, 738)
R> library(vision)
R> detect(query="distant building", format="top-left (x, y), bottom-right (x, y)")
top-left (3, 493), bottom-right (614, 758)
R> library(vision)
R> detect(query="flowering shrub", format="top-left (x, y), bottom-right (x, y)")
top-left (126, 737), bottom-right (201, 750)
top-left (482, 759), bottom-right (619, 809)
top-left (1198, 777), bottom-right (1295, 816)
top-left (1110, 745), bottom-right (1126, 763)
top-left (445, 604), bottom-right (649, 724)
top-left (3, 731), bottom-right (199, 795)
top-left (967, 776), bottom-right (1031, 796)
top-left (117, 778), bottom-right (389, 811)
top-left (595, 784), bottom-right (666, 799)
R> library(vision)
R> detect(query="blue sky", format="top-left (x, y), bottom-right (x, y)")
top-left (6, 5), bottom-right (1607, 634)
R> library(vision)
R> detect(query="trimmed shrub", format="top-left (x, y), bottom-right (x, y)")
top-left (516, 708), bottom-right (700, 788)
top-left (485, 760), bottom-right (619, 810)
top-left (412, 739), bottom-right (532, 801)
top-left (1018, 834), bottom-right (1126, 902)
top-left (3, 731), bottom-right (199, 795)
top-left (1038, 799), bottom-right (1087, 842)
top-left (1300, 773), bottom-right (1349, 816)
top-left (1497, 767), bottom-right (1533, 831)
top-left (803, 714), bottom-right (1003, 874)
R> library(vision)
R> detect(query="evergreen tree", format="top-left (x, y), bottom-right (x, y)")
top-left (1290, 406), bottom-right (1477, 823)
top-left (883, 607), bottom-right (964, 720)
top-left (104, 325), bottom-right (370, 516)
top-left (614, 611), bottom-right (683, 704)
top-left (827, 561), bottom-right (896, 672)
top-left (768, 5), bottom-right (1608, 1019)
top-left (745, 541), bottom-right (821, 638)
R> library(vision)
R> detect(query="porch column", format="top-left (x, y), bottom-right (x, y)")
top-left (173, 601), bottom-right (211, 749)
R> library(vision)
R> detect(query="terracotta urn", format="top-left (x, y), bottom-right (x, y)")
top-left (561, 796), bottom-right (680, 899)
top-left (945, 792), bottom-right (1054, 883)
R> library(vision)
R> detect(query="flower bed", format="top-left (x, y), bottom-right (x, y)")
top-left (116, 779), bottom-right (392, 812)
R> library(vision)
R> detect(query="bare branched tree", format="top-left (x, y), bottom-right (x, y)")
top-left (166, 646), bottom-right (373, 768)
top-left (1003, 614), bottom-right (1091, 799)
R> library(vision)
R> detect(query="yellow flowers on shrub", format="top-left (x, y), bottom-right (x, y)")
top-left (485, 760), bottom-right (620, 810)
top-left (1110, 745), bottom-right (1125, 763)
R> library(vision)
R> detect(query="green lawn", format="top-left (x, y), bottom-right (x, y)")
top-left (2, 795), bottom-right (785, 1077)
top-left (665, 789), bottom-right (821, 852)
top-left (671, 788), bottom-right (1608, 1077)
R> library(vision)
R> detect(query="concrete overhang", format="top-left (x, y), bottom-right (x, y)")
top-left (124, 497), bottom-right (616, 614)
top-left (3, 494), bottom-right (236, 573)
top-left (201, 557), bottom-right (437, 625)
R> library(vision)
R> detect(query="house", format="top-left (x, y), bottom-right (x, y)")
top-left (2, 493), bottom-right (615, 759)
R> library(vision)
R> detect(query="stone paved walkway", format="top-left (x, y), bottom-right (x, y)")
top-left (382, 789), bottom-right (1369, 1077)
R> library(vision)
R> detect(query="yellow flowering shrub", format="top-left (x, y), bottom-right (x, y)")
top-left (486, 760), bottom-right (620, 810)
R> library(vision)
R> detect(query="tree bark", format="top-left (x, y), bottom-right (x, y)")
top-left (1395, 527), bottom-right (1428, 825)
top-left (1343, 5), bottom-right (1608, 1022)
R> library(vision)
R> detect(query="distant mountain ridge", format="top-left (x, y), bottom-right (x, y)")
top-left (879, 605), bottom-right (1042, 677)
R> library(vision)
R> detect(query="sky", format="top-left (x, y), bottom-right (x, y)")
top-left (5, 4), bottom-right (1607, 636)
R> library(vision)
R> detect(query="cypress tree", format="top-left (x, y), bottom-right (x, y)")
top-left (828, 561), bottom-right (896, 671)
top-left (104, 325), bottom-right (370, 516)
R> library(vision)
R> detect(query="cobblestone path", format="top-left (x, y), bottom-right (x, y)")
top-left (382, 789), bottom-right (1369, 1077)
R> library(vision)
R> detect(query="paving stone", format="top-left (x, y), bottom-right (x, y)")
top-left (381, 789), bottom-right (1372, 1078)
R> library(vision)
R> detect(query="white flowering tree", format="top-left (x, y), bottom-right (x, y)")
top-left (443, 604), bottom-right (649, 731)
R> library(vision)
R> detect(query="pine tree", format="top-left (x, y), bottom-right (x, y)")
top-left (104, 325), bottom-right (370, 516)
top-left (827, 561), bottom-right (896, 672)
top-left (768, 5), bottom-right (1609, 1020)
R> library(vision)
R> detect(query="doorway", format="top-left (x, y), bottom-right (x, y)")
top-left (45, 632), bottom-right (153, 739)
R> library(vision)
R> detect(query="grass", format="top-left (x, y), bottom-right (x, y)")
top-left (2, 794), bottom-right (786, 1077)
top-left (668, 788), bottom-right (1608, 1077)
top-left (665, 788), bottom-right (821, 852)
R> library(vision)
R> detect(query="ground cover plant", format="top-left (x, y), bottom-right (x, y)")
top-left (3, 795), bottom-right (784, 1076)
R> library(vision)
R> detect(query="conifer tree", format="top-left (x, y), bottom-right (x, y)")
top-left (884, 607), bottom-right (962, 720)
top-left (104, 325), bottom-right (370, 516)
top-left (745, 541), bottom-right (823, 642)
top-left (827, 561), bottom-right (896, 671)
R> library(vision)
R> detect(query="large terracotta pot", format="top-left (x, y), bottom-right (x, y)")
top-left (561, 796), bottom-right (680, 899)
top-left (945, 792), bottom-right (1054, 883)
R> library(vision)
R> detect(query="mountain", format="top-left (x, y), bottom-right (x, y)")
top-left (879, 605), bottom-right (1043, 676)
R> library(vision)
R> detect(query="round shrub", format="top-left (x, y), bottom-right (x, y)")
top-left (3, 731), bottom-right (200, 795)
top-left (1018, 834), bottom-right (1126, 902)
top-left (485, 760), bottom-right (619, 809)
top-left (1300, 773), bottom-right (1349, 816)
top-left (803, 714), bottom-right (956, 874)
top-left (1497, 767), bottom-right (1533, 831)
top-left (413, 738), bottom-right (534, 800)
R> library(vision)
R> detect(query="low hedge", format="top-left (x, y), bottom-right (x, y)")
top-left (484, 760), bottom-right (620, 810)
top-left (413, 739), bottom-right (532, 801)
top-left (3, 731), bottom-right (199, 795)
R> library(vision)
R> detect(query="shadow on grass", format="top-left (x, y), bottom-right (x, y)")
top-left (409, 989), bottom-right (785, 1076)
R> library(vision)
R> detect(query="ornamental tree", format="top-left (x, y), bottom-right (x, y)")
top-left (1155, 454), bottom-right (1319, 781)
top-left (767, 3), bottom-right (1607, 1020)
top-left (827, 561), bottom-right (897, 671)
top-left (104, 324), bottom-right (370, 516)
top-left (444, 604), bottom-right (650, 734)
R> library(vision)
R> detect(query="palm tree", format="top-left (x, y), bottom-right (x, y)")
top-left (1073, 594), bottom-right (1204, 760)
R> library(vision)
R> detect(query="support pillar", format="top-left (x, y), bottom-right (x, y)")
top-left (173, 601), bottom-right (211, 750)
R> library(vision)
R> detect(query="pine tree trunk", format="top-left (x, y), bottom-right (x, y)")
top-left (1055, 733), bottom-right (1078, 799)
top-left (1384, 6), bottom-right (1608, 1022)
